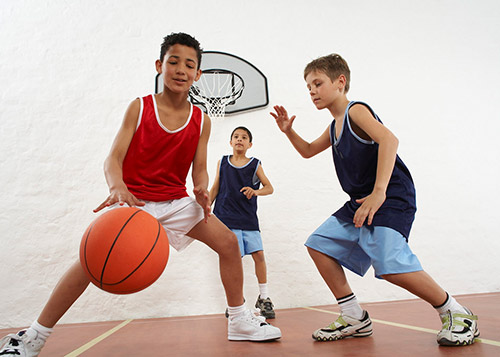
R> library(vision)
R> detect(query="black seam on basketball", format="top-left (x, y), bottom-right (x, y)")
top-left (99, 208), bottom-right (142, 288)
top-left (102, 219), bottom-right (163, 288)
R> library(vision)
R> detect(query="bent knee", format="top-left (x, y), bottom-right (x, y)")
top-left (252, 250), bottom-right (265, 262)
top-left (218, 230), bottom-right (240, 256)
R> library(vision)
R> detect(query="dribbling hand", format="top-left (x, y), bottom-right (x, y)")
top-left (94, 186), bottom-right (145, 213)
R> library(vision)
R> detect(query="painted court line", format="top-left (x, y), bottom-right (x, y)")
top-left (64, 319), bottom-right (133, 357)
top-left (303, 306), bottom-right (500, 347)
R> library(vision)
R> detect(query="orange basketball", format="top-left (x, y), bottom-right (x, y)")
top-left (80, 207), bottom-right (169, 294)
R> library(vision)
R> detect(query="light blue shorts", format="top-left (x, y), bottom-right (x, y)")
top-left (231, 229), bottom-right (263, 257)
top-left (305, 216), bottom-right (422, 278)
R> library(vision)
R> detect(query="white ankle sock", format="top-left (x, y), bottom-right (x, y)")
top-left (337, 293), bottom-right (364, 320)
top-left (28, 321), bottom-right (53, 341)
top-left (434, 293), bottom-right (467, 314)
top-left (259, 283), bottom-right (269, 299)
top-left (227, 304), bottom-right (246, 318)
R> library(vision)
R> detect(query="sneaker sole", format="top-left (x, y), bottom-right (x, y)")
top-left (437, 330), bottom-right (480, 346)
top-left (228, 333), bottom-right (282, 341)
top-left (313, 322), bottom-right (373, 341)
top-left (313, 329), bottom-right (373, 341)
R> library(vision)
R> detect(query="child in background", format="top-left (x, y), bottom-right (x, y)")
top-left (210, 126), bottom-right (276, 319)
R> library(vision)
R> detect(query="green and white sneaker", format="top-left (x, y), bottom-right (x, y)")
top-left (437, 308), bottom-right (479, 346)
top-left (312, 310), bottom-right (373, 341)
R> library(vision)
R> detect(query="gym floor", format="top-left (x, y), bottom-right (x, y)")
top-left (1, 292), bottom-right (498, 356)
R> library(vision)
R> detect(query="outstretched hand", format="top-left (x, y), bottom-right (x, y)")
top-left (94, 186), bottom-right (145, 213)
top-left (193, 186), bottom-right (211, 222)
top-left (270, 105), bottom-right (295, 133)
top-left (353, 190), bottom-right (386, 228)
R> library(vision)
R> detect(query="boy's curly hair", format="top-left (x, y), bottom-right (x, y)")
top-left (160, 32), bottom-right (203, 69)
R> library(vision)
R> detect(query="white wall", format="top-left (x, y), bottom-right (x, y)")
top-left (1, 0), bottom-right (499, 329)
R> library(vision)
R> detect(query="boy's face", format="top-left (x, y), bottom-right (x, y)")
top-left (305, 70), bottom-right (344, 110)
top-left (230, 129), bottom-right (252, 153)
top-left (155, 44), bottom-right (202, 93)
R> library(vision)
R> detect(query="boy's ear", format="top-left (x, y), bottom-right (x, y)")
top-left (195, 69), bottom-right (202, 81)
top-left (337, 74), bottom-right (346, 91)
top-left (155, 59), bottom-right (163, 74)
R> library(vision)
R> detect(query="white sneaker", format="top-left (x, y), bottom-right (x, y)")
top-left (437, 307), bottom-right (479, 346)
top-left (228, 309), bottom-right (282, 341)
top-left (312, 310), bottom-right (373, 341)
top-left (0, 329), bottom-right (45, 357)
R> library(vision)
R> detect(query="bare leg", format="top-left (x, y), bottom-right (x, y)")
top-left (251, 251), bottom-right (267, 284)
top-left (307, 247), bottom-right (352, 299)
top-left (38, 260), bottom-right (91, 328)
top-left (381, 271), bottom-right (447, 306)
top-left (187, 215), bottom-right (244, 307)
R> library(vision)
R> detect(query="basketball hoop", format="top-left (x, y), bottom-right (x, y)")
top-left (189, 69), bottom-right (244, 120)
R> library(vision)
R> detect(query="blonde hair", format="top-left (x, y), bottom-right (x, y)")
top-left (304, 54), bottom-right (351, 93)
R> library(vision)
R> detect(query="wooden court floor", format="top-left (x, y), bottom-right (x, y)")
top-left (1, 292), bottom-right (498, 356)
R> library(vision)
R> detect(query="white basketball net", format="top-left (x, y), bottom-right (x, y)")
top-left (189, 70), bottom-right (244, 120)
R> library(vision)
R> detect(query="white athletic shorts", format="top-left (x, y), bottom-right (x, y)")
top-left (110, 196), bottom-right (204, 252)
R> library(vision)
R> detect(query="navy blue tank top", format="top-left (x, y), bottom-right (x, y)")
top-left (331, 101), bottom-right (416, 239)
top-left (213, 155), bottom-right (261, 230)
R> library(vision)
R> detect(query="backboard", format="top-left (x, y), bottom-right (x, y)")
top-left (155, 51), bottom-right (269, 116)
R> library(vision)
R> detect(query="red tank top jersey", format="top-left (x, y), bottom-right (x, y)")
top-left (122, 95), bottom-right (204, 201)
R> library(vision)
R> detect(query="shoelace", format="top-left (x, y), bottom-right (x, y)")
top-left (441, 310), bottom-right (476, 331)
top-left (243, 310), bottom-right (268, 326)
top-left (0, 334), bottom-right (22, 355)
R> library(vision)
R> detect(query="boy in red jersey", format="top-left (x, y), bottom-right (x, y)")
top-left (0, 33), bottom-right (281, 357)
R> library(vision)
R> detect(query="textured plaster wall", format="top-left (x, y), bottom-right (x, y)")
top-left (1, 0), bottom-right (499, 329)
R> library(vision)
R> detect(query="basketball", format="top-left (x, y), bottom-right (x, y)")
top-left (80, 207), bottom-right (169, 294)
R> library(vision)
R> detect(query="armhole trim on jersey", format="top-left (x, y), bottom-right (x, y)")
top-left (218, 156), bottom-right (226, 176)
top-left (252, 159), bottom-right (261, 186)
top-left (199, 107), bottom-right (204, 137)
top-left (346, 101), bottom-right (376, 145)
top-left (136, 96), bottom-right (144, 131)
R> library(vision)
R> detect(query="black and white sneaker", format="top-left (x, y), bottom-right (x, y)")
top-left (255, 296), bottom-right (276, 319)
top-left (0, 330), bottom-right (45, 357)
top-left (312, 310), bottom-right (373, 341)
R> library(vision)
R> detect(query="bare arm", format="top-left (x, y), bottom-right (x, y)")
top-left (94, 98), bottom-right (145, 212)
top-left (208, 160), bottom-right (221, 206)
top-left (348, 104), bottom-right (399, 227)
top-left (192, 113), bottom-right (212, 221)
top-left (270, 105), bottom-right (331, 158)
top-left (240, 164), bottom-right (274, 199)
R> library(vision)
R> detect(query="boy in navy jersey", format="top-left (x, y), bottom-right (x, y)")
top-left (210, 127), bottom-right (276, 318)
top-left (270, 54), bottom-right (478, 346)
top-left (0, 33), bottom-right (281, 357)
